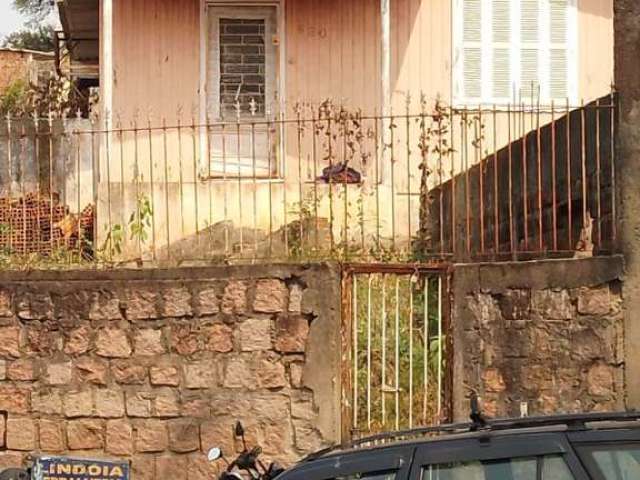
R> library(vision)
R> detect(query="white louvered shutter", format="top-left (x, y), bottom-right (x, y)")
top-left (520, 0), bottom-right (540, 99)
top-left (456, 0), bottom-right (574, 105)
top-left (463, 0), bottom-right (482, 99)
top-left (492, 0), bottom-right (511, 100)
top-left (549, 0), bottom-right (569, 100)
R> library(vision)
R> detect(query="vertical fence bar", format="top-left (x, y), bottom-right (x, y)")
top-left (222, 122), bottom-right (229, 256)
top-left (374, 112), bottom-right (381, 251)
top-left (147, 118), bottom-right (156, 261)
top-left (521, 101), bottom-right (529, 251)
top-left (595, 99), bottom-right (602, 248)
top-left (536, 100), bottom-right (543, 251)
top-left (381, 274), bottom-right (387, 427)
top-left (478, 108), bottom-right (485, 255)
top-left (508, 104), bottom-right (514, 253)
top-left (390, 110), bottom-right (397, 251)
top-left (6, 115), bottom-right (12, 255)
top-left (437, 107), bottom-right (445, 256)
top-left (551, 102), bottom-right (558, 251)
top-left (90, 123), bottom-right (97, 257)
top-left (581, 100), bottom-right (588, 229)
top-left (327, 114), bottom-right (335, 253)
top-left (406, 98), bottom-right (413, 253)
top-left (118, 118), bottom-right (125, 254)
top-left (177, 116), bottom-right (186, 247)
top-left (367, 274), bottom-right (373, 430)
top-left (451, 110), bottom-right (457, 255)
top-left (251, 122), bottom-right (258, 258)
top-left (206, 114), bottom-right (213, 257)
top-left (342, 111), bottom-right (349, 254)
top-left (104, 118), bottom-right (115, 261)
top-left (297, 110), bottom-right (304, 256)
top-left (493, 106), bottom-right (499, 254)
top-left (359, 120), bottom-right (366, 255)
top-left (33, 116), bottom-right (41, 255)
top-left (311, 111), bottom-right (320, 253)
top-left (267, 116), bottom-right (274, 257)
top-left (281, 114), bottom-right (289, 257)
top-left (20, 123), bottom-right (27, 255)
top-left (237, 119), bottom-right (244, 255)
top-left (47, 112), bottom-right (54, 255)
top-left (436, 274), bottom-right (443, 421)
top-left (352, 274), bottom-right (359, 432)
top-left (394, 276), bottom-right (400, 430)
top-left (611, 90), bottom-right (617, 245)
top-left (75, 126), bottom-right (82, 262)
top-left (190, 115), bottom-right (201, 253)
top-left (423, 276), bottom-right (429, 425)
top-left (463, 112), bottom-right (471, 256)
top-left (162, 118), bottom-right (171, 260)
top-left (408, 275), bottom-right (414, 428)
top-left (133, 118), bottom-right (142, 257)
top-left (566, 99), bottom-right (573, 249)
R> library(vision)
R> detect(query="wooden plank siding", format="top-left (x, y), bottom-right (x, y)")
top-left (109, 0), bottom-right (612, 120)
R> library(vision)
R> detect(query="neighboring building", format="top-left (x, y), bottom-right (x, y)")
top-left (56, 0), bottom-right (99, 88)
top-left (0, 48), bottom-right (55, 93)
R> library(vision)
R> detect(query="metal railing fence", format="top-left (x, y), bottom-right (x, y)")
top-left (0, 91), bottom-right (617, 268)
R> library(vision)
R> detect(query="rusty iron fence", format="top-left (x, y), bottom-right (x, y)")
top-left (341, 264), bottom-right (452, 440)
top-left (0, 91), bottom-right (617, 268)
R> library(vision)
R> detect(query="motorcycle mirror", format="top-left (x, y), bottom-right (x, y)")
top-left (207, 447), bottom-right (223, 462)
top-left (234, 421), bottom-right (245, 437)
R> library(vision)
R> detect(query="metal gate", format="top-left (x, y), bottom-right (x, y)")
top-left (341, 264), bottom-right (452, 441)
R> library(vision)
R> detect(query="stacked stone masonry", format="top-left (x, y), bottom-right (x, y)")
top-left (0, 265), bottom-right (340, 479)
top-left (460, 279), bottom-right (625, 418)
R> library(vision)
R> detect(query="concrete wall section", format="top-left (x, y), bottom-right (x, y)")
top-left (451, 256), bottom-right (625, 421)
top-left (614, 0), bottom-right (640, 410)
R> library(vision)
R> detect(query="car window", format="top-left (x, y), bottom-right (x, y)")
top-left (579, 444), bottom-right (640, 480)
top-left (421, 455), bottom-right (574, 480)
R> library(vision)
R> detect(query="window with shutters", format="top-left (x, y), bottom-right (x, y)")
top-left (453, 0), bottom-right (577, 105)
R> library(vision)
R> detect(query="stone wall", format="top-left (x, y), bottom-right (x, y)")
top-left (0, 263), bottom-right (342, 479)
top-left (451, 256), bottom-right (626, 421)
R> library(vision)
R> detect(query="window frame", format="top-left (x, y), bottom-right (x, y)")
top-left (576, 442), bottom-right (640, 480)
top-left (206, 5), bottom-right (278, 121)
top-left (571, 429), bottom-right (640, 480)
top-left (452, 0), bottom-right (579, 107)
top-left (408, 433), bottom-right (591, 480)
top-left (198, 0), bottom-right (286, 179)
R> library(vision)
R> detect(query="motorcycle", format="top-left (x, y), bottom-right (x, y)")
top-left (207, 421), bottom-right (285, 480)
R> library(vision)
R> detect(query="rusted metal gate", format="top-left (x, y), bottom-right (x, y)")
top-left (341, 264), bottom-right (452, 441)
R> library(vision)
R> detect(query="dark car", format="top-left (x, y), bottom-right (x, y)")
top-left (277, 411), bottom-right (640, 480)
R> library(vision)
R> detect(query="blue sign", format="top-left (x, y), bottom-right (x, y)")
top-left (34, 457), bottom-right (129, 480)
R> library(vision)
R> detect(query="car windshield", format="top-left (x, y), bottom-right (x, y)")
top-left (579, 444), bottom-right (640, 480)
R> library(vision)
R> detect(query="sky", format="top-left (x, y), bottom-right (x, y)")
top-left (0, 0), bottom-right (27, 40)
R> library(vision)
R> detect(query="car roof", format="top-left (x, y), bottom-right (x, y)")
top-left (301, 411), bottom-right (640, 464)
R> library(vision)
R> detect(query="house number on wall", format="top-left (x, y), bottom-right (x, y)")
top-left (297, 25), bottom-right (328, 39)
